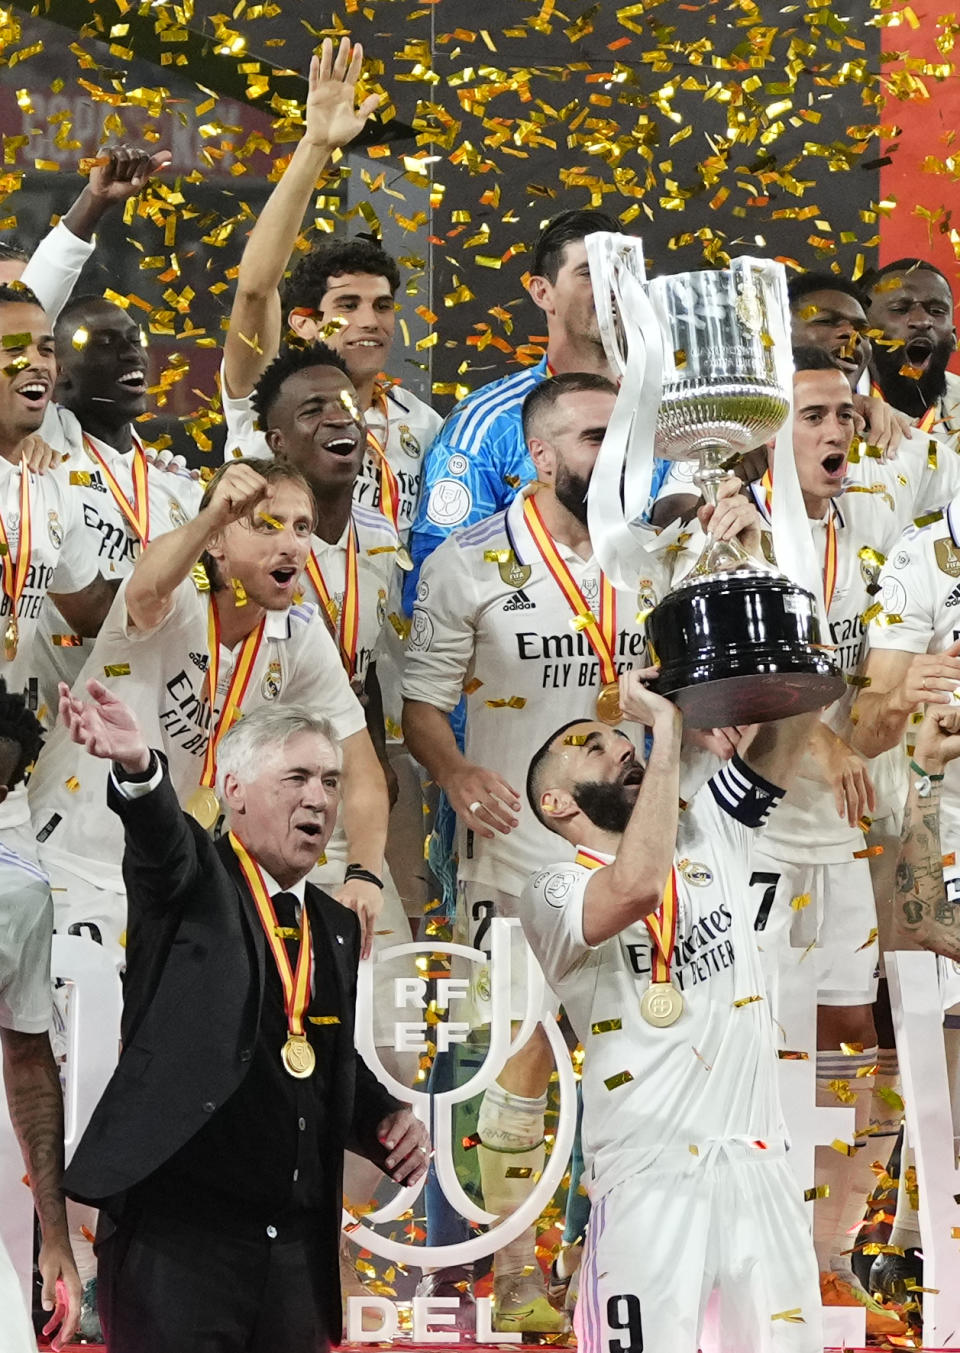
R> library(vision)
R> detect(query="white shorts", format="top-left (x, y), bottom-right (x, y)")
top-left (751, 850), bottom-right (879, 1008)
top-left (455, 879), bottom-right (541, 1025)
top-left (0, 1235), bottom-right (35, 1353)
top-left (43, 856), bottom-right (127, 957)
top-left (939, 863), bottom-right (960, 1010)
top-left (311, 842), bottom-right (412, 1047)
top-left (576, 1153), bottom-right (822, 1353)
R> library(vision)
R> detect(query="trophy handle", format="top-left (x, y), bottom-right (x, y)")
top-left (683, 442), bottom-right (770, 580)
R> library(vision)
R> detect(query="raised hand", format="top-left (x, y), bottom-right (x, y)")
top-left (87, 145), bottom-right (172, 203)
top-left (58, 679), bottom-right (150, 772)
top-left (304, 37), bottom-right (382, 153)
top-left (204, 462), bottom-right (271, 529)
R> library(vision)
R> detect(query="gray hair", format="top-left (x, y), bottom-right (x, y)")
top-left (215, 706), bottom-right (340, 800)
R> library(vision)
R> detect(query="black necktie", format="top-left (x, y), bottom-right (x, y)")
top-left (272, 891), bottom-right (301, 966)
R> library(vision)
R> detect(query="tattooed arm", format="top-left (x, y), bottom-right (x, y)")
top-left (1, 1027), bottom-right (81, 1347)
top-left (896, 708), bottom-right (960, 960)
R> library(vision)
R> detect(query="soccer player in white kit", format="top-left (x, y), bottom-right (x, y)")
top-left (402, 371), bottom-right (761, 1328)
top-left (29, 458), bottom-right (387, 950)
top-left (0, 681), bottom-right (80, 1352)
top-left (520, 670), bottom-right (825, 1353)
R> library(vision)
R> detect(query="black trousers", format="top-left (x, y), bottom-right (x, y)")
top-left (97, 1206), bottom-right (330, 1353)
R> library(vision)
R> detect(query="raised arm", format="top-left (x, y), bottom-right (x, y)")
top-left (739, 709), bottom-right (821, 791)
top-left (23, 145), bottom-right (171, 321)
top-left (895, 707), bottom-right (960, 960)
top-left (125, 462), bottom-right (268, 632)
top-left (223, 38), bottom-right (380, 400)
top-left (581, 670), bottom-right (683, 945)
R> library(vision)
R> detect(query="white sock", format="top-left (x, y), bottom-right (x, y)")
top-left (815, 1047), bottom-right (878, 1273)
top-left (888, 1134), bottom-right (921, 1250)
top-left (477, 1083), bottom-right (547, 1281)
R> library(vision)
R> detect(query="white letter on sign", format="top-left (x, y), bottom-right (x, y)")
top-left (394, 978), bottom-right (428, 1009)
top-left (436, 1022), bottom-right (471, 1053)
top-left (436, 977), bottom-right (469, 1007)
top-left (394, 1022), bottom-right (429, 1052)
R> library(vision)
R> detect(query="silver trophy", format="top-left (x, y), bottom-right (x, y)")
top-left (586, 239), bottom-right (843, 726)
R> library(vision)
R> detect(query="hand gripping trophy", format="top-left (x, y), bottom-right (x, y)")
top-left (585, 234), bottom-right (844, 726)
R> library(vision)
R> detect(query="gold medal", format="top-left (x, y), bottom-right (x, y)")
top-left (3, 616), bottom-right (17, 662)
top-left (185, 784), bottom-right (221, 830)
top-left (281, 1033), bottom-right (316, 1079)
top-left (396, 544), bottom-right (414, 572)
top-left (640, 981), bottom-right (684, 1028)
top-left (596, 681), bottom-right (623, 725)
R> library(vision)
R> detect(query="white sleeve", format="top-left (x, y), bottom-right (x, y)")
top-left (916, 434), bottom-right (960, 515)
top-left (400, 538), bottom-right (477, 713)
top-left (49, 475), bottom-right (100, 594)
top-left (283, 611), bottom-right (367, 741)
top-left (868, 529), bottom-right (937, 655)
top-left (0, 877), bottom-right (54, 1034)
top-left (109, 754), bottom-right (164, 800)
top-left (220, 359), bottom-right (270, 462)
top-left (120, 573), bottom-right (193, 641)
top-left (20, 222), bottom-right (95, 322)
top-left (520, 864), bottom-right (596, 984)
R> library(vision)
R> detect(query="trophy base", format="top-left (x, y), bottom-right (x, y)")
top-left (646, 570), bottom-right (845, 729)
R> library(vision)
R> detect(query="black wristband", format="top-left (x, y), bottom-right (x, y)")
top-left (113, 749), bottom-right (159, 784)
top-left (344, 864), bottom-right (384, 890)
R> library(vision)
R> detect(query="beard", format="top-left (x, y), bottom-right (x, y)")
top-left (555, 463), bottom-right (592, 525)
top-left (572, 777), bottom-right (637, 834)
top-left (872, 336), bottom-right (954, 415)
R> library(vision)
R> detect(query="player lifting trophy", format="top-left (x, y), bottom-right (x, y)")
top-left (517, 239), bottom-right (845, 1352)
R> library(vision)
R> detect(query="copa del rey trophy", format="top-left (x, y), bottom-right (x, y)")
top-left (585, 235), bottom-right (844, 727)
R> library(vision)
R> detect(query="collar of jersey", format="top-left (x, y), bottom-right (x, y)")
top-left (507, 481), bottom-right (599, 569)
top-left (576, 843), bottom-right (614, 865)
top-left (747, 478), bottom-right (845, 531)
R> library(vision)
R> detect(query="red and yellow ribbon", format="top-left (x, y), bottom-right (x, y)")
top-left (196, 598), bottom-right (266, 790)
top-left (366, 385), bottom-right (401, 531)
top-left (305, 525), bottom-right (360, 679)
top-left (870, 380), bottom-right (938, 434)
top-left (230, 832), bottom-right (312, 1038)
top-left (760, 468), bottom-right (837, 611)
top-left (83, 434), bottom-right (150, 544)
top-left (523, 494), bottom-right (617, 685)
top-left (576, 848), bottom-right (679, 982)
top-left (0, 458), bottom-right (31, 637)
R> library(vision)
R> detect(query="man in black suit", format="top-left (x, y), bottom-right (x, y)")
top-left (58, 677), bottom-right (429, 1352)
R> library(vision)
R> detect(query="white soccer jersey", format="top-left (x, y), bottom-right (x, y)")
top-left (520, 756), bottom-right (787, 1201)
top-left (300, 504), bottom-right (398, 690)
top-left (30, 575), bottom-right (366, 889)
top-left (867, 495), bottom-right (960, 851)
top-left (33, 422), bottom-right (203, 705)
top-left (401, 484), bottom-right (687, 896)
top-left (0, 456), bottom-right (98, 720)
top-left (219, 360), bottom-right (439, 539)
top-left (743, 464), bottom-right (916, 862)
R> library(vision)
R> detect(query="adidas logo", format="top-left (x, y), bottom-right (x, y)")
top-left (503, 590), bottom-right (536, 612)
top-left (188, 650), bottom-right (209, 672)
top-left (946, 583), bottom-right (960, 607)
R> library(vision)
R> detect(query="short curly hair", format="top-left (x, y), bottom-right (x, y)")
top-left (0, 676), bottom-right (43, 790)
top-left (281, 237), bottom-right (401, 317)
top-left (250, 341), bottom-right (351, 430)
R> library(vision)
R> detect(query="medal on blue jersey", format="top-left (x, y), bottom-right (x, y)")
top-left (576, 849), bottom-right (684, 1027)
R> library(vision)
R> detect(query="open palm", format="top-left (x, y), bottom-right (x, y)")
top-left (305, 37), bottom-right (381, 151)
top-left (58, 680), bottom-right (149, 766)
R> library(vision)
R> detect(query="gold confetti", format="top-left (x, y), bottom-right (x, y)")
top-left (777, 1050), bottom-right (809, 1060)
top-left (828, 1079), bottom-right (856, 1104)
top-left (591, 1018), bottom-right (623, 1034)
top-left (771, 1310), bottom-right (804, 1324)
top-left (484, 548), bottom-right (513, 564)
top-left (604, 1071), bottom-right (634, 1091)
top-left (257, 511), bottom-right (282, 531)
top-left (484, 696), bottom-right (527, 709)
top-left (103, 664), bottom-right (131, 678)
top-left (65, 776), bottom-right (80, 793)
top-left (308, 1016), bottom-right (340, 1025)
top-left (564, 734), bottom-right (588, 746)
top-left (790, 893), bottom-right (811, 911)
top-left (733, 995), bottom-right (763, 1008)
top-left (69, 471), bottom-right (93, 487)
top-left (52, 635), bottom-right (83, 647)
top-left (831, 1139), bottom-right (856, 1156)
top-left (804, 1185), bottom-right (830, 1201)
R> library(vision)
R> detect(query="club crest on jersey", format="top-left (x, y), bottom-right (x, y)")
top-left (679, 858), bottom-right (712, 886)
top-left (398, 424), bottom-right (421, 458)
top-left (261, 660), bottom-right (283, 701)
top-left (581, 576), bottom-right (599, 605)
top-left (543, 871), bottom-right (576, 907)
top-left (499, 556), bottom-right (532, 589)
top-left (168, 499), bottom-right (188, 529)
top-left (47, 511), bottom-right (64, 549)
top-left (935, 537), bottom-right (960, 578)
top-left (637, 578), bottom-right (658, 614)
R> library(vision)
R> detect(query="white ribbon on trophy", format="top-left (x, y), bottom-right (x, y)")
top-left (585, 232), bottom-right (664, 592)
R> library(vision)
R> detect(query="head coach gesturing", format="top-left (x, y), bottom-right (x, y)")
top-left (57, 679), bottom-right (428, 1353)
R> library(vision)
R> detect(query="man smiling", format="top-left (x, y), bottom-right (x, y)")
top-left (29, 457), bottom-right (387, 953)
